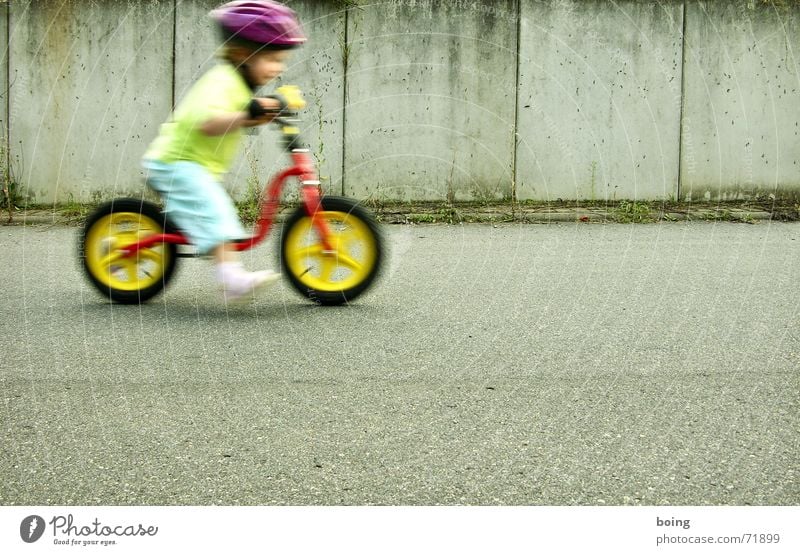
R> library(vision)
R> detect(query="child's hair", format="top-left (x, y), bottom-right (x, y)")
top-left (217, 31), bottom-right (288, 65)
top-left (218, 42), bottom-right (255, 66)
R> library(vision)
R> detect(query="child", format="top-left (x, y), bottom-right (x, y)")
top-left (142, 1), bottom-right (306, 301)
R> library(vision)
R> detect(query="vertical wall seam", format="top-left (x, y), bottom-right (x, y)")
top-left (676, 0), bottom-right (688, 201)
top-left (340, 6), bottom-right (349, 197)
top-left (511, 0), bottom-right (522, 205)
top-left (5, 1), bottom-right (10, 183)
top-left (171, 0), bottom-right (177, 109)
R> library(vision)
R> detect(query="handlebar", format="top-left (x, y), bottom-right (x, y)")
top-left (271, 115), bottom-right (296, 126)
top-left (272, 114), bottom-right (306, 152)
top-left (261, 85), bottom-right (307, 151)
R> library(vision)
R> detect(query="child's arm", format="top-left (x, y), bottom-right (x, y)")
top-left (199, 98), bottom-right (282, 136)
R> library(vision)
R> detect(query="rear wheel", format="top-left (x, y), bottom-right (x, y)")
top-left (280, 196), bottom-right (383, 305)
top-left (80, 198), bottom-right (178, 304)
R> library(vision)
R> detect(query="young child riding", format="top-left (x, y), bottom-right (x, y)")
top-left (142, 1), bottom-right (305, 302)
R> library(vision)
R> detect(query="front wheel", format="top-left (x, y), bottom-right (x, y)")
top-left (280, 196), bottom-right (383, 305)
top-left (80, 198), bottom-right (178, 304)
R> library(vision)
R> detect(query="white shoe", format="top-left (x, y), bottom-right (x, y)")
top-left (222, 269), bottom-right (280, 303)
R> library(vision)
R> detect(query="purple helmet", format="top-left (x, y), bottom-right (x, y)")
top-left (210, 1), bottom-right (306, 49)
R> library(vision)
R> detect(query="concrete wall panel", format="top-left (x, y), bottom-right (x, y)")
top-left (343, 0), bottom-right (519, 201)
top-left (516, 0), bottom-right (684, 201)
top-left (173, 0), bottom-right (345, 200)
top-left (10, 0), bottom-right (174, 204)
top-left (681, 1), bottom-right (800, 201)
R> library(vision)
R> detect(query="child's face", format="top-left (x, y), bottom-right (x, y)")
top-left (247, 50), bottom-right (291, 87)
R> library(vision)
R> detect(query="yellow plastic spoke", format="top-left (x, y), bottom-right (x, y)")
top-left (334, 251), bottom-right (362, 272)
top-left (293, 244), bottom-right (325, 260)
top-left (135, 248), bottom-right (164, 264)
top-left (319, 257), bottom-right (337, 282)
top-left (118, 258), bottom-right (139, 281)
top-left (99, 251), bottom-right (126, 268)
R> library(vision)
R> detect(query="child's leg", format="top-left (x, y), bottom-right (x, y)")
top-left (213, 243), bottom-right (240, 264)
top-left (143, 160), bottom-right (279, 298)
top-left (143, 160), bottom-right (247, 254)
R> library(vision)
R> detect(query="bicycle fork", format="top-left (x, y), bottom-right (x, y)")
top-left (293, 150), bottom-right (334, 253)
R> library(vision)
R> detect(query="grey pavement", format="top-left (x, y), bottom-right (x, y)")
top-left (1, 221), bottom-right (798, 505)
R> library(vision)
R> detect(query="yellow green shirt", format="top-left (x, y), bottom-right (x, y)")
top-left (144, 63), bottom-right (251, 177)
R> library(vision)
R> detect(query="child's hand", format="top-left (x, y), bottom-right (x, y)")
top-left (243, 98), bottom-right (281, 126)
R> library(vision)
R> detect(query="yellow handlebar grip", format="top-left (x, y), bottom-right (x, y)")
top-left (276, 85), bottom-right (306, 110)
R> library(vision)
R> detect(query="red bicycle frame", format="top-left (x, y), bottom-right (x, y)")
top-left (119, 149), bottom-right (333, 257)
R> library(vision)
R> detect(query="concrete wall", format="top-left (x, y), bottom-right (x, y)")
top-left (344, 0), bottom-right (518, 201)
top-left (5, 0), bottom-right (799, 204)
top-left (516, 0), bottom-right (684, 201)
top-left (10, 0), bottom-right (174, 204)
top-left (681, 0), bottom-right (800, 201)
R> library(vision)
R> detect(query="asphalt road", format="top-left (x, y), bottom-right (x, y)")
top-left (1, 221), bottom-right (798, 505)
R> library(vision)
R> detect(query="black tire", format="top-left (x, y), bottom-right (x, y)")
top-left (80, 198), bottom-right (178, 304)
top-left (280, 196), bottom-right (383, 305)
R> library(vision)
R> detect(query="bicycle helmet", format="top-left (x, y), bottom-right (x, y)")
top-left (210, 1), bottom-right (306, 50)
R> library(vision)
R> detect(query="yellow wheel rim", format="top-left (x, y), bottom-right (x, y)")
top-left (85, 211), bottom-right (170, 292)
top-left (284, 210), bottom-right (378, 293)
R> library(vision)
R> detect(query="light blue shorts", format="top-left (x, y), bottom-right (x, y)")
top-left (142, 159), bottom-right (247, 255)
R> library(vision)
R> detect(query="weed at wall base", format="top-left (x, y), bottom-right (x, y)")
top-left (612, 201), bottom-right (654, 223)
